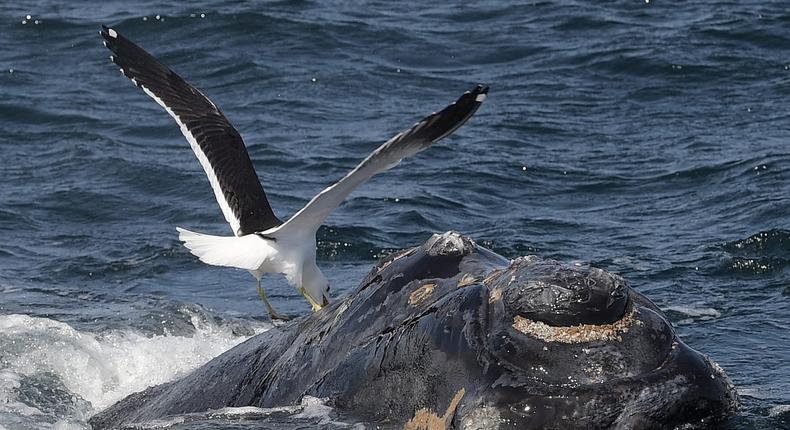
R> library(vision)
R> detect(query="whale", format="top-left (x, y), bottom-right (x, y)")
top-left (89, 232), bottom-right (738, 429)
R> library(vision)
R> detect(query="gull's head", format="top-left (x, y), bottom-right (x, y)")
top-left (302, 262), bottom-right (330, 311)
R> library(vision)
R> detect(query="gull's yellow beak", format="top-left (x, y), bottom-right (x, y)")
top-left (300, 288), bottom-right (329, 311)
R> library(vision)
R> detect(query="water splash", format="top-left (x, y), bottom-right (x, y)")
top-left (0, 313), bottom-right (267, 429)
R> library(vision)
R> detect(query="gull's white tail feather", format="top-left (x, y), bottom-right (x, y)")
top-left (176, 227), bottom-right (270, 271)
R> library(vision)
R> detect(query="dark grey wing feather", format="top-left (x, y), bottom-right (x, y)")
top-left (272, 84), bottom-right (488, 235)
top-left (100, 25), bottom-right (281, 236)
top-left (372, 84), bottom-right (488, 167)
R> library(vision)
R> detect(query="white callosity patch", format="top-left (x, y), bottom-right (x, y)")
top-left (512, 308), bottom-right (637, 344)
top-left (139, 86), bottom-right (242, 236)
top-left (423, 231), bottom-right (476, 257)
top-left (0, 314), bottom-right (266, 429)
top-left (475, 93), bottom-right (486, 102)
top-left (458, 404), bottom-right (506, 429)
top-left (107, 28), bottom-right (117, 38)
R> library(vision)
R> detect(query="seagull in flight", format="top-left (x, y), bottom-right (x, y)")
top-left (100, 25), bottom-right (488, 320)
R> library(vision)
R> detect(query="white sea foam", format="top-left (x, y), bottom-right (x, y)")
top-left (52, 421), bottom-right (84, 430)
top-left (133, 405), bottom-right (294, 428)
top-left (127, 415), bottom-right (186, 429)
top-left (210, 405), bottom-right (298, 417)
top-left (294, 396), bottom-right (334, 422)
top-left (664, 305), bottom-right (721, 318)
top-left (737, 387), bottom-right (766, 399)
top-left (0, 313), bottom-right (267, 429)
top-left (769, 404), bottom-right (790, 417)
top-left (132, 396), bottom-right (361, 429)
top-left (294, 396), bottom-right (365, 428)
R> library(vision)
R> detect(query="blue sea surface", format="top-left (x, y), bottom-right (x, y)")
top-left (1, 1), bottom-right (789, 428)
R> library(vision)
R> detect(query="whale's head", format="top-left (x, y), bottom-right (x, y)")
top-left (86, 231), bottom-right (740, 430)
top-left (471, 254), bottom-right (738, 429)
top-left (333, 231), bottom-right (738, 429)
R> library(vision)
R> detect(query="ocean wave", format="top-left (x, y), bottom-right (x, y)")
top-left (723, 229), bottom-right (790, 256)
top-left (317, 225), bottom-right (389, 261)
top-left (710, 230), bottom-right (790, 277)
top-left (716, 257), bottom-right (790, 276)
top-left (0, 312), bottom-right (266, 429)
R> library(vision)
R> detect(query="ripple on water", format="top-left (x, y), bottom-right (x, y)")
top-left (711, 229), bottom-right (790, 277)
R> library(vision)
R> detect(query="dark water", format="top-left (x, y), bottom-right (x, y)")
top-left (1, 1), bottom-right (789, 429)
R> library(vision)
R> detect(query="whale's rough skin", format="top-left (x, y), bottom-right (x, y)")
top-left (89, 232), bottom-right (738, 430)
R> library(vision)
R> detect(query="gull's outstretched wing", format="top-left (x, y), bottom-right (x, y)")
top-left (269, 84), bottom-right (488, 237)
top-left (100, 25), bottom-right (281, 237)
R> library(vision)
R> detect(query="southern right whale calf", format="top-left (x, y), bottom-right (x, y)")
top-left (89, 232), bottom-right (738, 429)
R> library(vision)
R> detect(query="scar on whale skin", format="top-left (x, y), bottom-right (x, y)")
top-left (409, 283), bottom-right (436, 306)
top-left (513, 308), bottom-right (640, 343)
top-left (403, 388), bottom-right (466, 430)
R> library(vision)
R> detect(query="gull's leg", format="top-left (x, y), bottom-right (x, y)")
top-left (256, 279), bottom-right (290, 321)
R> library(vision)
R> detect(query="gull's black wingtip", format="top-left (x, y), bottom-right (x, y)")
top-left (469, 84), bottom-right (489, 102)
top-left (453, 84), bottom-right (488, 110)
top-left (405, 84), bottom-right (489, 144)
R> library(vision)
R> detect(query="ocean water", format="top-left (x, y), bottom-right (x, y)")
top-left (0, 1), bottom-right (789, 428)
